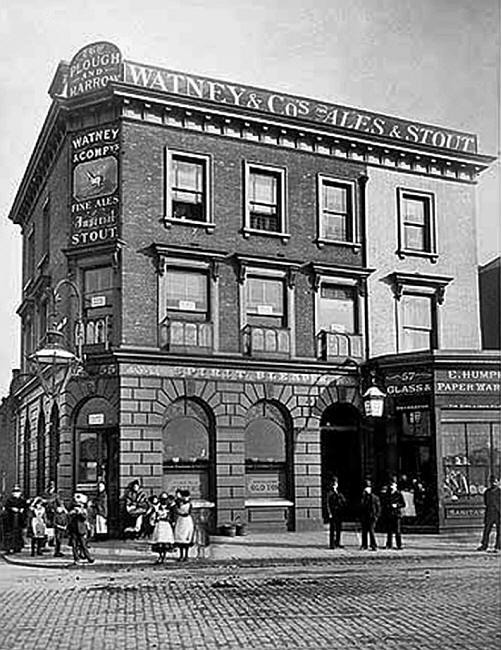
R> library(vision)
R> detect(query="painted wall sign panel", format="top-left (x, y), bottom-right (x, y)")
top-left (435, 367), bottom-right (500, 408)
top-left (385, 369), bottom-right (433, 398)
top-left (70, 122), bottom-right (120, 247)
top-left (120, 362), bottom-right (341, 386)
top-left (69, 42), bottom-right (122, 98)
top-left (123, 60), bottom-right (478, 154)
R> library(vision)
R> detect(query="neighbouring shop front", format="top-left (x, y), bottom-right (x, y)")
top-left (377, 351), bottom-right (500, 533)
top-left (435, 363), bottom-right (500, 532)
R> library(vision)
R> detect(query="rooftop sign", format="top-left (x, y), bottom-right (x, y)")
top-left (69, 42), bottom-right (122, 98)
top-left (122, 60), bottom-right (478, 154)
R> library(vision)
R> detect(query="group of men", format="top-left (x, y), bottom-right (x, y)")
top-left (326, 475), bottom-right (501, 552)
top-left (326, 477), bottom-right (405, 551)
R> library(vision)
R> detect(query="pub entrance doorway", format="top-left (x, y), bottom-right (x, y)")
top-left (320, 403), bottom-right (362, 521)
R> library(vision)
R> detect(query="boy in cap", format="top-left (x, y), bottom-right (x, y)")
top-left (67, 493), bottom-right (94, 564)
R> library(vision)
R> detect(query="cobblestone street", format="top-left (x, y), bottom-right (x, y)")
top-left (0, 553), bottom-right (499, 649)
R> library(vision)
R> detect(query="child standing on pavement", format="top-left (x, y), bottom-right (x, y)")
top-left (151, 492), bottom-right (175, 564)
top-left (53, 503), bottom-right (68, 557)
top-left (174, 490), bottom-right (195, 562)
top-left (30, 497), bottom-right (47, 557)
top-left (67, 493), bottom-right (95, 565)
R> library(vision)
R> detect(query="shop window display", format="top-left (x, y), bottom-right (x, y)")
top-left (442, 422), bottom-right (500, 503)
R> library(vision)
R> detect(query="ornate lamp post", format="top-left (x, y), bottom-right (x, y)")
top-left (27, 278), bottom-right (85, 400)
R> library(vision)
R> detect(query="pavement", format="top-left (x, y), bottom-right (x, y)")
top-left (0, 528), bottom-right (492, 569)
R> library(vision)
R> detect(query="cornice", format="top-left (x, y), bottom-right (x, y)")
top-left (113, 85), bottom-right (494, 182)
top-left (372, 349), bottom-right (501, 369)
top-left (7, 78), bottom-right (496, 230)
top-left (8, 91), bottom-right (120, 228)
top-left (8, 101), bottom-right (67, 226)
top-left (112, 346), bottom-right (360, 375)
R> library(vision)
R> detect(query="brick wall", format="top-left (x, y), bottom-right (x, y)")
top-left (118, 369), bottom-right (327, 530)
top-left (120, 121), bottom-right (367, 350)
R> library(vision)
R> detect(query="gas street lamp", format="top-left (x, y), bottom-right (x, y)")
top-left (362, 384), bottom-right (386, 417)
top-left (27, 278), bottom-right (85, 401)
top-left (362, 369), bottom-right (386, 418)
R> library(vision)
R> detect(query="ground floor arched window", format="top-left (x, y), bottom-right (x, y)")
top-left (162, 398), bottom-right (214, 505)
top-left (244, 401), bottom-right (293, 530)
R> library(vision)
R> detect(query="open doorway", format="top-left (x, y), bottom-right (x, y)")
top-left (320, 403), bottom-right (362, 521)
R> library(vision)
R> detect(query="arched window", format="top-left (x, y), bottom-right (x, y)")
top-left (23, 420), bottom-right (31, 497)
top-left (162, 398), bottom-right (213, 503)
top-left (36, 411), bottom-right (46, 495)
top-left (245, 401), bottom-right (290, 501)
top-left (245, 419), bottom-right (286, 464)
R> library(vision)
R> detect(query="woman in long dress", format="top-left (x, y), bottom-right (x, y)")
top-left (94, 480), bottom-right (108, 540)
top-left (151, 493), bottom-right (174, 564)
top-left (174, 490), bottom-right (195, 562)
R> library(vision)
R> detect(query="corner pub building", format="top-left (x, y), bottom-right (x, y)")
top-left (6, 42), bottom-right (499, 536)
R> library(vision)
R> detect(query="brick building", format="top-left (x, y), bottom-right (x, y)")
top-left (6, 42), bottom-right (499, 533)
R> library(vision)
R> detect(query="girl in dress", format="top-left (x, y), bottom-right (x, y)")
top-left (151, 492), bottom-right (175, 564)
top-left (174, 489), bottom-right (195, 562)
top-left (29, 497), bottom-right (47, 557)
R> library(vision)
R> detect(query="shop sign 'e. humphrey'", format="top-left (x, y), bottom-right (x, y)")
top-left (70, 122), bottom-right (120, 247)
top-left (68, 42), bottom-right (122, 98)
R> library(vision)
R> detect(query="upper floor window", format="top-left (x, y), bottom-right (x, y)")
top-left (318, 284), bottom-right (358, 334)
top-left (165, 150), bottom-right (213, 230)
top-left (81, 266), bottom-right (114, 348)
top-left (318, 177), bottom-right (356, 244)
top-left (246, 276), bottom-right (285, 328)
top-left (84, 266), bottom-right (114, 310)
top-left (397, 189), bottom-right (437, 261)
top-left (244, 164), bottom-right (288, 240)
top-left (399, 293), bottom-right (435, 352)
top-left (165, 269), bottom-right (209, 321)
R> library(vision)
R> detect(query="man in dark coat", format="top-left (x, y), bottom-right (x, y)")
top-left (3, 486), bottom-right (26, 553)
top-left (360, 480), bottom-right (380, 550)
top-left (326, 477), bottom-right (347, 549)
top-left (383, 479), bottom-right (406, 549)
top-left (477, 476), bottom-right (501, 552)
top-left (67, 493), bottom-right (94, 564)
